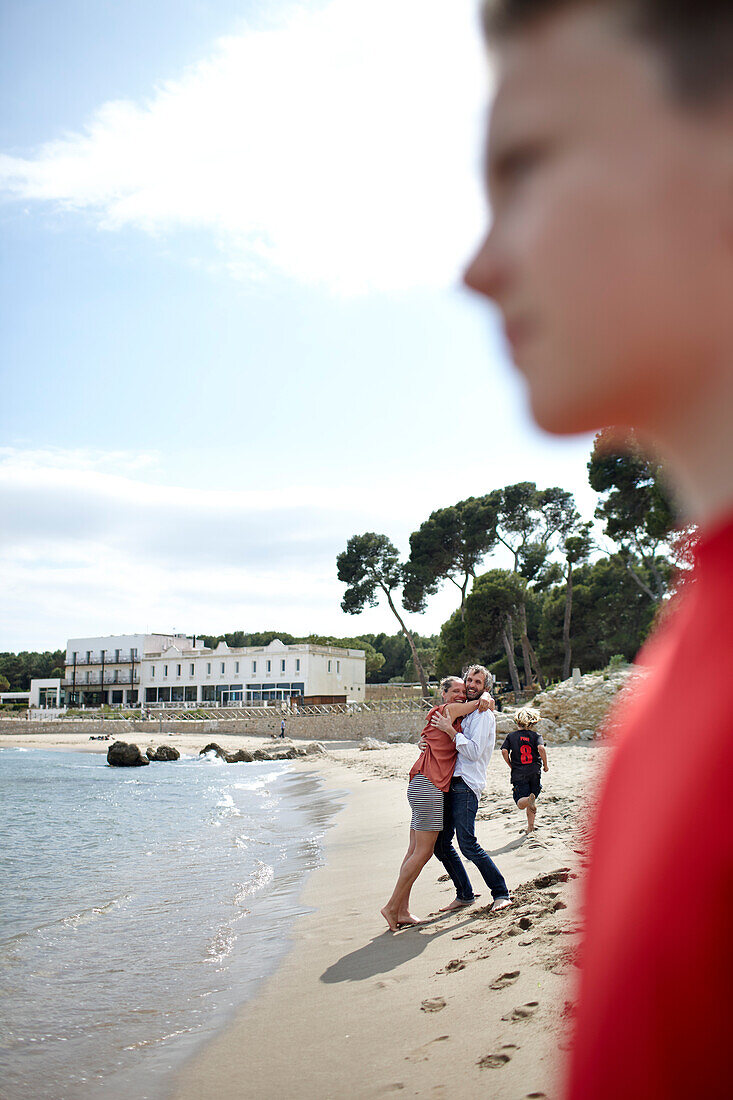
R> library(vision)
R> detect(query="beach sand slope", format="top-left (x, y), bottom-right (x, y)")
top-left (173, 743), bottom-right (602, 1100)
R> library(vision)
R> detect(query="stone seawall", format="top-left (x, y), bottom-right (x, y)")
top-left (0, 713), bottom-right (425, 742)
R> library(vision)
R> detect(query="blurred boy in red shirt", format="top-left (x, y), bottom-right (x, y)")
top-left (466, 2), bottom-right (733, 1096)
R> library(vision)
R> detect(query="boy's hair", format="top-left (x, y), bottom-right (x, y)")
top-left (482, 1), bottom-right (733, 104)
top-left (463, 664), bottom-right (494, 691)
top-left (515, 707), bottom-right (540, 728)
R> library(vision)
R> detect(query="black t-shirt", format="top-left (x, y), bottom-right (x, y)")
top-left (501, 728), bottom-right (543, 781)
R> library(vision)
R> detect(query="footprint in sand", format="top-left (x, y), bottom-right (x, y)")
top-left (405, 1035), bottom-right (450, 1063)
top-left (490, 970), bottom-right (520, 990)
top-left (502, 1001), bottom-right (539, 1022)
top-left (477, 1052), bottom-right (511, 1069)
top-left (444, 959), bottom-right (466, 973)
top-left (421, 997), bottom-right (447, 1013)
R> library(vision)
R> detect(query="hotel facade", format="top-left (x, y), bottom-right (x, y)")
top-left (64, 634), bottom-right (366, 708)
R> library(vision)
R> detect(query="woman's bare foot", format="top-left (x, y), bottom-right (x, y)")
top-left (439, 897), bottom-right (475, 912)
top-left (380, 905), bottom-right (400, 932)
top-left (397, 910), bottom-right (423, 926)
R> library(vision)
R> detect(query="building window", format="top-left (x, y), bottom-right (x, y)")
top-left (266, 660), bottom-right (271, 673)
top-left (221, 662), bottom-right (225, 675)
top-left (177, 664), bottom-right (181, 676)
top-left (151, 666), bottom-right (155, 679)
top-left (164, 665), bottom-right (168, 677)
top-left (85, 671), bottom-right (90, 683)
top-left (337, 660), bottom-right (340, 673)
top-left (115, 649), bottom-right (120, 662)
top-left (328, 660), bottom-right (332, 672)
top-left (280, 659), bottom-right (286, 673)
top-left (190, 663), bottom-right (195, 676)
top-left (235, 661), bottom-right (239, 673)
top-left (207, 662), bottom-right (211, 675)
top-left (252, 660), bottom-right (257, 673)
top-left (296, 659), bottom-right (300, 672)
top-left (131, 647), bottom-right (137, 659)
top-left (86, 651), bottom-right (91, 663)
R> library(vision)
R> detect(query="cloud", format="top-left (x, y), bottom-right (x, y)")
top-left (0, 446), bottom-right (450, 649)
top-left (0, 0), bottom-right (491, 295)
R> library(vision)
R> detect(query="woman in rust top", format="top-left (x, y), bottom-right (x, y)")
top-left (380, 676), bottom-right (491, 931)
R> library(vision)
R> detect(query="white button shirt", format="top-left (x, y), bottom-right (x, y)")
top-left (454, 707), bottom-right (496, 802)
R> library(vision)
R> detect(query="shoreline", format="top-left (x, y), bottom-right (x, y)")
top-left (172, 744), bottom-right (599, 1100)
top-left (2, 734), bottom-right (601, 1098)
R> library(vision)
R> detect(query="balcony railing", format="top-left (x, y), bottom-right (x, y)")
top-left (63, 673), bottom-right (140, 687)
top-left (67, 654), bottom-right (137, 666)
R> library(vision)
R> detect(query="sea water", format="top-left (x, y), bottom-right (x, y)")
top-left (0, 747), bottom-right (343, 1100)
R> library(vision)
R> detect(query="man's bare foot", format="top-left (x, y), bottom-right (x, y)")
top-left (396, 911), bottom-right (423, 926)
top-left (491, 896), bottom-right (512, 912)
top-left (439, 897), bottom-right (476, 912)
top-left (380, 905), bottom-right (400, 932)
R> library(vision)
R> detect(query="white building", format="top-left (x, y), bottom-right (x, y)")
top-left (29, 679), bottom-right (64, 708)
top-left (64, 634), bottom-right (195, 708)
top-left (142, 637), bottom-right (365, 706)
top-left (63, 634), bottom-right (365, 708)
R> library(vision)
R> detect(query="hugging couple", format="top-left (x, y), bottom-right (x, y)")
top-left (381, 665), bottom-right (510, 931)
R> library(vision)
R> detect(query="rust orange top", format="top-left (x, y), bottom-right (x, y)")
top-left (409, 705), bottom-right (462, 793)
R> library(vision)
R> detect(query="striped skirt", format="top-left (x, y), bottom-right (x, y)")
top-left (407, 773), bottom-right (444, 831)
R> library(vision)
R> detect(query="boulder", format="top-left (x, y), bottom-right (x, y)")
top-left (382, 729), bottom-right (419, 744)
top-left (304, 741), bottom-right (326, 755)
top-left (146, 745), bottom-right (180, 761)
top-left (229, 748), bottom-right (255, 763)
top-left (531, 667), bottom-right (637, 740)
top-left (107, 741), bottom-right (150, 767)
top-left (360, 737), bottom-right (391, 750)
top-left (494, 713), bottom-right (516, 736)
top-left (200, 742), bottom-right (230, 760)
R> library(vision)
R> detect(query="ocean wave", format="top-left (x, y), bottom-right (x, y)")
top-left (233, 860), bottom-right (274, 905)
top-left (204, 923), bottom-right (236, 965)
top-left (215, 792), bottom-right (241, 818)
top-left (198, 751), bottom-right (225, 766)
top-left (1, 894), bottom-right (131, 950)
top-left (233, 770), bottom-right (284, 792)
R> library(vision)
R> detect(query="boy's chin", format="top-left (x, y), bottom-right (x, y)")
top-left (527, 386), bottom-right (612, 438)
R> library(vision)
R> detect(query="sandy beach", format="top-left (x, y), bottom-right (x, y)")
top-left (1, 729), bottom-right (604, 1099)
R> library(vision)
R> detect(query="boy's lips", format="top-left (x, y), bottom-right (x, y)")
top-left (504, 314), bottom-right (538, 351)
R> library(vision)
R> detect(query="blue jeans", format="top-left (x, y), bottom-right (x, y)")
top-left (434, 777), bottom-right (509, 902)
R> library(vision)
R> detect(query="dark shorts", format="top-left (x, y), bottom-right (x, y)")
top-left (512, 772), bottom-right (542, 804)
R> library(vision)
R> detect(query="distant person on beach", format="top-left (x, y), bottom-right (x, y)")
top-left (380, 676), bottom-right (491, 932)
top-left (468, 3), bottom-right (733, 1096)
top-left (500, 708), bottom-right (548, 832)
top-left (427, 665), bottom-right (511, 912)
top-left (280, 719), bottom-right (286, 738)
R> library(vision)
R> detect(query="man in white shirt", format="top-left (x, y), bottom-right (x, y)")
top-left (429, 665), bottom-right (511, 911)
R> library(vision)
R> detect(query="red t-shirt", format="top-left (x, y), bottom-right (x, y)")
top-left (566, 513), bottom-right (733, 1099)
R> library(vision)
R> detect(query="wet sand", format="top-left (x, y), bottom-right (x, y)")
top-left (173, 740), bottom-right (603, 1100)
top-left (1, 728), bottom-right (603, 1098)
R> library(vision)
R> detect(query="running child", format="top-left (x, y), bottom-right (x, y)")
top-left (500, 708), bottom-right (548, 832)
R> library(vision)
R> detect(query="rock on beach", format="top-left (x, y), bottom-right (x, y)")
top-left (145, 745), bottom-right (181, 761)
top-left (107, 741), bottom-right (150, 767)
top-left (499, 666), bottom-right (637, 743)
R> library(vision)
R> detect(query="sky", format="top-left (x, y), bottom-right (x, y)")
top-left (0, 0), bottom-right (596, 653)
